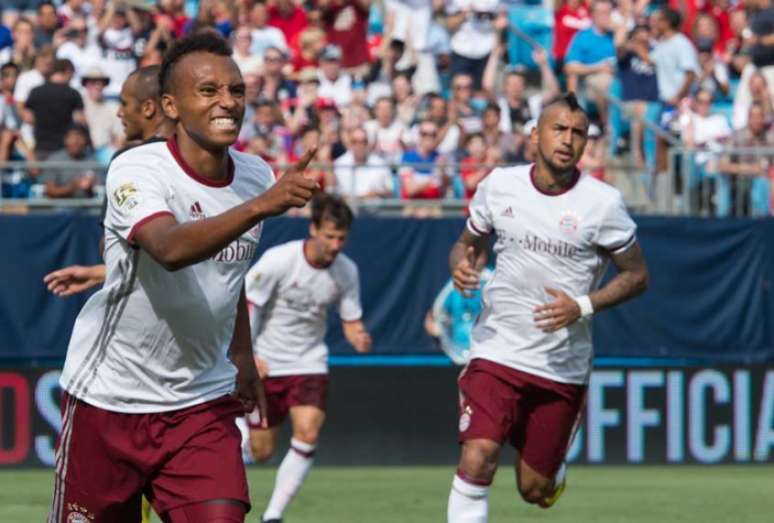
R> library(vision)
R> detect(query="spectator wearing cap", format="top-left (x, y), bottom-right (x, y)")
top-left (444, 0), bottom-right (507, 91)
top-left (268, 0), bottom-right (308, 47)
top-left (80, 66), bottom-right (121, 162)
top-left (55, 16), bottom-right (101, 86)
top-left (564, 0), bottom-right (617, 126)
top-left (25, 58), bottom-right (85, 160)
top-left (364, 96), bottom-right (406, 165)
top-left (650, 7), bottom-right (700, 108)
top-left (484, 47), bottom-right (560, 134)
top-left (232, 27), bottom-right (263, 76)
top-left (399, 119), bottom-right (448, 199)
top-left (249, 0), bottom-right (288, 57)
top-left (40, 123), bottom-right (97, 198)
top-left (318, 44), bottom-right (353, 108)
top-left (260, 46), bottom-right (297, 106)
top-left (34, 2), bottom-right (61, 49)
top-left (695, 37), bottom-right (730, 98)
top-left (334, 126), bottom-right (394, 198)
top-left (718, 102), bottom-right (774, 216)
top-left (320, 0), bottom-right (371, 73)
top-left (732, 71), bottom-right (774, 130)
top-left (615, 23), bottom-right (659, 167)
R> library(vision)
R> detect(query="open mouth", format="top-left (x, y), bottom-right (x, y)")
top-left (211, 116), bottom-right (239, 132)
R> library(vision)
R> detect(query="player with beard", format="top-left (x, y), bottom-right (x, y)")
top-left (446, 93), bottom-right (649, 522)
top-left (43, 65), bottom-right (176, 297)
top-left (49, 32), bottom-right (318, 523)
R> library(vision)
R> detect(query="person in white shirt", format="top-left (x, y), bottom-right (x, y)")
top-left (249, 0), bottom-right (288, 57)
top-left (334, 127), bottom-right (394, 198)
top-left (363, 96), bottom-right (406, 164)
top-left (245, 194), bottom-right (371, 523)
top-left (49, 33), bottom-right (319, 523)
top-left (446, 93), bottom-right (649, 522)
top-left (317, 44), bottom-right (353, 108)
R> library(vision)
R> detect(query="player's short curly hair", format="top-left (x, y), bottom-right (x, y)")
top-left (159, 31), bottom-right (233, 95)
top-left (311, 194), bottom-right (354, 231)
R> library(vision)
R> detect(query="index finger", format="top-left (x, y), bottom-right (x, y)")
top-left (291, 146), bottom-right (318, 174)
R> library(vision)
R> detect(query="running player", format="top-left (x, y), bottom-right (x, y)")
top-left (446, 93), bottom-right (649, 522)
top-left (43, 64), bottom-right (176, 297)
top-left (244, 194), bottom-right (371, 523)
top-left (49, 32), bottom-right (318, 523)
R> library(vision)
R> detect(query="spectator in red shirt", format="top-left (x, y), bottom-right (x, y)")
top-left (459, 133), bottom-right (493, 199)
top-left (290, 27), bottom-right (326, 73)
top-left (156, 0), bottom-right (191, 38)
top-left (268, 0), bottom-right (308, 48)
top-left (320, 0), bottom-right (371, 72)
top-left (552, 0), bottom-right (591, 71)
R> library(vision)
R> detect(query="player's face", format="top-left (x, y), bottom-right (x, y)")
top-left (309, 220), bottom-right (349, 266)
top-left (118, 76), bottom-right (144, 141)
top-left (163, 52), bottom-right (246, 150)
top-left (534, 106), bottom-right (588, 174)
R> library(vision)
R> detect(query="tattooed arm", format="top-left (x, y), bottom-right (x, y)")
top-left (590, 242), bottom-right (649, 313)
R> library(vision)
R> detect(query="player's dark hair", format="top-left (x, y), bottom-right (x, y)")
top-left (311, 193), bottom-right (354, 231)
top-left (159, 32), bottom-right (233, 94)
top-left (542, 92), bottom-right (586, 115)
top-left (129, 65), bottom-right (162, 103)
top-left (661, 7), bottom-right (682, 30)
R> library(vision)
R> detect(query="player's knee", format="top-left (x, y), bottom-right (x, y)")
top-left (293, 428), bottom-right (320, 445)
top-left (250, 441), bottom-right (275, 463)
top-left (459, 441), bottom-right (499, 481)
top-left (517, 477), bottom-right (552, 505)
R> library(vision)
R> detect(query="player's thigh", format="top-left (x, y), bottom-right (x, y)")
top-left (289, 405), bottom-right (326, 444)
top-left (50, 394), bottom-right (146, 523)
top-left (161, 499), bottom-right (247, 523)
top-left (249, 426), bottom-right (281, 462)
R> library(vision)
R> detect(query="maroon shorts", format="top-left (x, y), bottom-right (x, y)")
top-left (49, 393), bottom-right (250, 523)
top-left (246, 374), bottom-right (329, 429)
top-left (457, 358), bottom-right (586, 478)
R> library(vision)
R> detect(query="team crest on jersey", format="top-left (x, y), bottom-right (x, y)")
top-left (66, 502), bottom-right (95, 522)
top-left (459, 405), bottom-right (473, 432)
top-left (113, 182), bottom-right (139, 210)
top-left (190, 201), bottom-right (206, 220)
top-left (559, 212), bottom-right (580, 236)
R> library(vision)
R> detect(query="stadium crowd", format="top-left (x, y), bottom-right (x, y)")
top-left (0, 0), bottom-right (772, 215)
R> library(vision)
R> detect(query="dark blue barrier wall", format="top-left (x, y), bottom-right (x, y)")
top-left (1, 215), bottom-right (773, 363)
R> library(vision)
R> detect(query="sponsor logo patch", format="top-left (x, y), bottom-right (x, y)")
top-left (113, 182), bottom-right (139, 210)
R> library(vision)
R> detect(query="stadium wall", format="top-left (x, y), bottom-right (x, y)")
top-left (0, 366), bottom-right (772, 467)
top-left (1, 215), bottom-right (773, 363)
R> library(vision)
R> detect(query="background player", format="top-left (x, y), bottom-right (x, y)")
top-left (446, 93), bottom-right (649, 522)
top-left (43, 64), bottom-right (176, 297)
top-left (244, 194), bottom-right (371, 523)
top-left (50, 33), bottom-right (319, 523)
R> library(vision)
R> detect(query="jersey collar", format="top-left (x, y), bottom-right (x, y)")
top-left (529, 164), bottom-right (580, 196)
top-left (167, 135), bottom-right (235, 188)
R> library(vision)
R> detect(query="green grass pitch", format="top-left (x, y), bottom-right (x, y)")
top-left (3, 465), bottom-right (772, 522)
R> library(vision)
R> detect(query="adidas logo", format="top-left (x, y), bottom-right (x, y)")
top-left (501, 206), bottom-right (514, 218)
top-left (190, 201), bottom-right (205, 220)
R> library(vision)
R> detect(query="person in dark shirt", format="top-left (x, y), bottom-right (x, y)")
top-left (25, 58), bottom-right (84, 159)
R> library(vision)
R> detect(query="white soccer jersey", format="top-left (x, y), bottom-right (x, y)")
top-left (467, 164), bottom-right (637, 385)
top-left (60, 138), bottom-right (275, 413)
top-left (245, 240), bottom-right (362, 377)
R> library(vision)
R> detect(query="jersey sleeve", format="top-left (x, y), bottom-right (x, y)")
top-left (338, 263), bottom-right (363, 322)
top-left (104, 159), bottom-right (174, 246)
top-left (466, 174), bottom-right (494, 236)
top-left (594, 193), bottom-right (637, 254)
top-left (244, 252), bottom-right (282, 308)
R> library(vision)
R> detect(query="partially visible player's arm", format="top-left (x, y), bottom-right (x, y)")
top-left (342, 320), bottom-right (372, 353)
top-left (589, 241), bottom-right (649, 311)
top-left (43, 264), bottom-right (106, 297)
top-left (535, 242), bottom-right (649, 332)
top-left (449, 228), bottom-right (489, 295)
top-left (134, 150), bottom-right (318, 271)
top-left (230, 288), bottom-right (268, 426)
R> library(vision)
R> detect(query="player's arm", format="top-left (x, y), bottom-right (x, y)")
top-left (43, 264), bottom-right (106, 297)
top-left (449, 228), bottom-right (489, 295)
top-left (230, 288), bottom-right (268, 426)
top-left (342, 320), bottom-right (372, 353)
top-left (133, 150), bottom-right (317, 271)
top-left (534, 242), bottom-right (649, 332)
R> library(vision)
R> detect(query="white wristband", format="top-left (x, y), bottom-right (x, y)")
top-left (574, 295), bottom-right (594, 318)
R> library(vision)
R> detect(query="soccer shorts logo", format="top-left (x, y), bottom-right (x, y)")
top-left (459, 405), bottom-right (473, 432)
top-left (65, 502), bottom-right (94, 522)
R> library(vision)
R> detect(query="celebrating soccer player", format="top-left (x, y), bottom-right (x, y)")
top-left (49, 32), bottom-right (319, 523)
top-left (244, 194), bottom-right (371, 523)
top-left (446, 93), bottom-right (649, 522)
